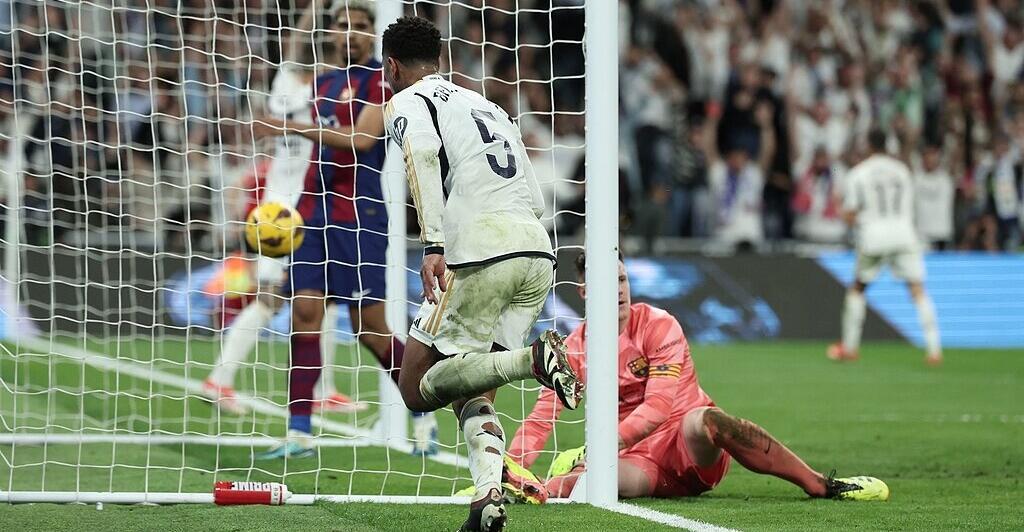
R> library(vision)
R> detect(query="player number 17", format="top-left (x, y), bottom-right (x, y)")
top-left (470, 109), bottom-right (518, 178)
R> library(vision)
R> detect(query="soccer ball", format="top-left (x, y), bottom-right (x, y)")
top-left (244, 202), bottom-right (305, 258)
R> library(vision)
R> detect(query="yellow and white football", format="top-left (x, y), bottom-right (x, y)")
top-left (244, 202), bottom-right (305, 258)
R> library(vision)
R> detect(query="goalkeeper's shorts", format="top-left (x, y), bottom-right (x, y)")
top-left (621, 421), bottom-right (731, 498)
top-left (411, 256), bottom-right (552, 356)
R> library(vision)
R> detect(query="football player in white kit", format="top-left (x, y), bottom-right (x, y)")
top-left (828, 130), bottom-right (942, 366)
top-left (381, 17), bottom-right (583, 532)
top-left (203, 8), bottom-right (356, 414)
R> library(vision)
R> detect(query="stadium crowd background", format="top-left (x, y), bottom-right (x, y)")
top-left (1, 0), bottom-right (1022, 255)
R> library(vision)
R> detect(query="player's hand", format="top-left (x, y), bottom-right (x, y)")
top-left (421, 254), bottom-right (448, 304)
top-left (252, 116), bottom-right (286, 139)
top-left (618, 436), bottom-right (627, 450)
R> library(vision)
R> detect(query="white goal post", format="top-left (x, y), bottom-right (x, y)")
top-left (0, 0), bottom-right (618, 509)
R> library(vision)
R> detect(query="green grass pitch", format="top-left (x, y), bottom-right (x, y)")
top-left (1, 338), bottom-right (1021, 530)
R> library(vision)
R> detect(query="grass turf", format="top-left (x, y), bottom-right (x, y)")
top-left (1, 338), bottom-right (1022, 530)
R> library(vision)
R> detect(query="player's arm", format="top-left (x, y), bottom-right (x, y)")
top-left (385, 95), bottom-right (449, 302)
top-left (283, 3), bottom-right (316, 64)
top-left (519, 135), bottom-right (546, 219)
top-left (253, 101), bottom-right (387, 152)
top-left (508, 385), bottom-right (564, 469)
top-left (617, 315), bottom-right (688, 449)
top-left (509, 333), bottom-right (580, 467)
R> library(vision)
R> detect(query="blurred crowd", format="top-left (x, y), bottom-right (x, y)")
top-left (623, 0), bottom-right (1024, 252)
top-left (1, 0), bottom-right (1022, 255)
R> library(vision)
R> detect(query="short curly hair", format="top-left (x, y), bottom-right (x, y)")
top-left (382, 16), bottom-right (441, 65)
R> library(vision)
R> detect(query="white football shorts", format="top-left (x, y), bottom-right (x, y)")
top-left (410, 255), bottom-right (553, 356)
top-left (854, 249), bottom-right (925, 284)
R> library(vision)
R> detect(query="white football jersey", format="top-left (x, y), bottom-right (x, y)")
top-left (262, 65), bottom-right (313, 207)
top-left (384, 74), bottom-right (553, 268)
top-left (843, 154), bottom-right (919, 254)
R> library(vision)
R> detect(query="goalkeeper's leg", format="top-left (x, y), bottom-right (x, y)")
top-left (687, 406), bottom-right (827, 496)
top-left (689, 406), bottom-right (887, 499)
top-left (544, 460), bottom-right (653, 499)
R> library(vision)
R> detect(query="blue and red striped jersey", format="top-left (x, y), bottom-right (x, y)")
top-left (297, 59), bottom-right (392, 228)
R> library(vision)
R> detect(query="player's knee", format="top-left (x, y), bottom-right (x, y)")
top-left (702, 407), bottom-right (740, 446)
top-left (398, 376), bottom-right (432, 413)
top-left (292, 298), bottom-right (323, 331)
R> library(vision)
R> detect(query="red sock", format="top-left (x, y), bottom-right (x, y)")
top-left (704, 409), bottom-right (826, 497)
top-left (289, 334), bottom-right (322, 417)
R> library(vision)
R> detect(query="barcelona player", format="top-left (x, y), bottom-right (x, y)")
top-left (508, 253), bottom-right (888, 502)
top-left (251, 1), bottom-right (436, 459)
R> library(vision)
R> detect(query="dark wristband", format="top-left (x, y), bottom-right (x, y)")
top-left (424, 246), bottom-right (445, 257)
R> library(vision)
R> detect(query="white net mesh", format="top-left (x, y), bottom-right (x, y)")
top-left (0, 0), bottom-right (587, 499)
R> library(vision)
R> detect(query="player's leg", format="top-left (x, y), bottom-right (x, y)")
top-left (453, 391), bottom-right (508, 530)
top-left (544, 459), bottom-right (652, 499)
top-left (400, 258), bottom-right (580, 412)
top-left (348, 301), bottom-right (439, 452)
top-left (256, 227), bottom-right (328, 459)
top-left (206, 256), bottom-right (286, 413)
top-left (314, 303), bottom-right (369, 411)
top-left (349, 301), bottom-right (404, 385)
top-left (317, 302), bottom-right (339, 399)
top-left (688, 406), bottom-right (826, 495)
top-left (895, 251), bottom-right (942, 364)
top-left (831, 254), bottom-right (878, 361)
top-left (909, 282), bottom-right (942, 365)
top-left (337, 225), bottom-right (405, 384)
top-left (689, 407), bottom-right (887, 500)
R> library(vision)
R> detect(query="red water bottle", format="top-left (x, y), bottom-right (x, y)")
top-left (214, 481), bottom-right (291, 505)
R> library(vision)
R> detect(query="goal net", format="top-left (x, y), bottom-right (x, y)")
top-left (0, 0), bottom-right (617, 504)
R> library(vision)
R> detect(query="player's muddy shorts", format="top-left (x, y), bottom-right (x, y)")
top-left (621, 421), bottom-right (731, 498)
top-left (410, 256), bottom-right (553, 356)
top-left (855, 249), bottom-right (925, 284)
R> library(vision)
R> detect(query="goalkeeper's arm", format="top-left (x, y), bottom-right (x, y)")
top-left (508, 386), bottom-right (563, 469)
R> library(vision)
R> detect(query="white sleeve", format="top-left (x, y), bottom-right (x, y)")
top-left (386, 95), bottom-right (446, 248)
top-left (520, 139), bottom-right (545, 219)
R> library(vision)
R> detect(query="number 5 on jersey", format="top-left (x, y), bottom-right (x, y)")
top-left (470, 109), bottom-right (518, 178)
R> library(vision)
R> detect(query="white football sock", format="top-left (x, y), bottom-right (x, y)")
top-left (460, 397), bottom-right (505, 495)
top-left (418, 347), bottom-right (533, 409)
top-left (209, 300), bottom-right (274, 387)
top-left (317, 304), bottom-right (340, 398)
top-left (841, 291), bottom-right (866, 354)
top-left (914, 294), bottom-right (941, 356)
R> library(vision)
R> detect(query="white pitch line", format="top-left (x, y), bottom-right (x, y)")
top-left (604, 502), bottom-right (739, 532)
top-left (0, 433), bottom-right (370, 447)
top-left (14, 337), bottom-right (464, 468)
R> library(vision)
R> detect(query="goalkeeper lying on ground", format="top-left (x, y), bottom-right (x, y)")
top-left (503, 252), bottom-right (889, 502)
